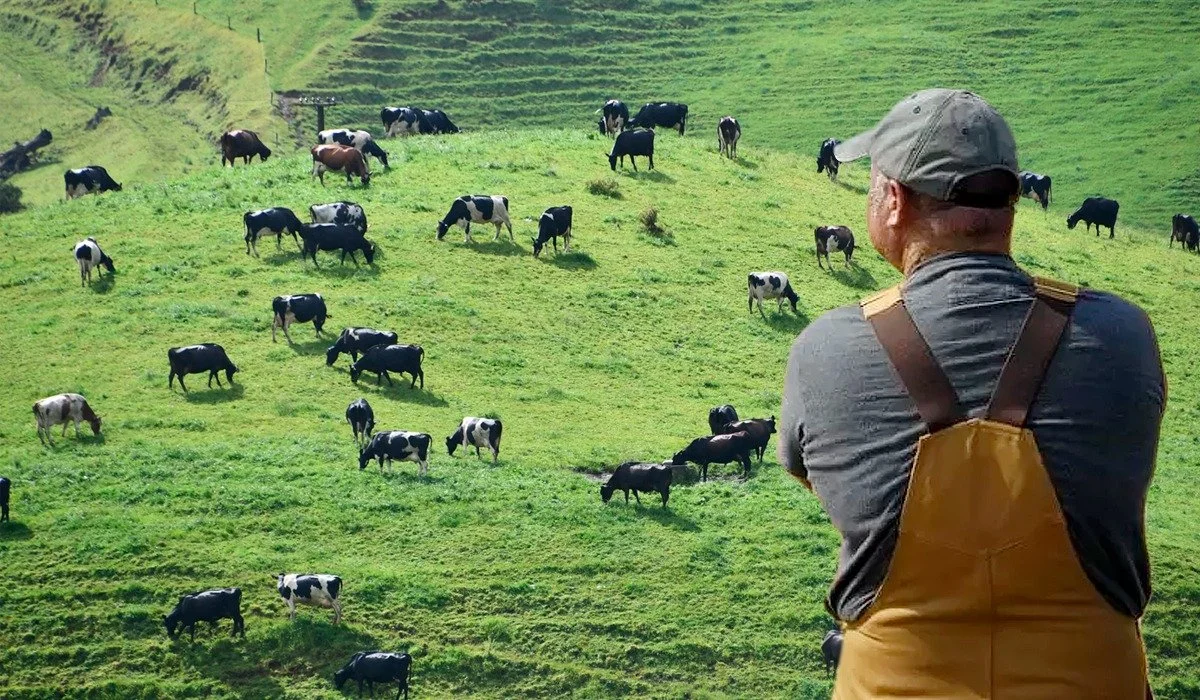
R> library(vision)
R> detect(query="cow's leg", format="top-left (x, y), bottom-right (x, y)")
top-left (287, 597), bottom-right (296, 620)
top-left (649, 153), bottom-right (654, 170)
top-left (633, 490), bottom-right (642, 505)
top-left (475, 445), bottom-right (482, 459)
top-left (748, 294), bottom-right (754, 314)
top-left (332, 598), bottom-right (342, 624)
top-left (631, 155), bottom-right (638, 172)
top-left (383, 370), bottom-right (393, 387)
top-left (624, 489), bottom-right (630, 503)
top-left (62, 422), bottom-right (70, 437)
top-left (282, 319), bottom-right (293, 344)
top-left (178, 374), bottom-right (189, 392)
top-left (271, 315), bottom-right (279, 342)
top-left (701, 464), bottom-right (708, 482)
top-left (507, 220), bottom-right (514, 241)
top-left (494, 223), bottom-right (501, 241)
top-left (758, 298), bottom-right (766, 319)
top-left (73, 418), bottom-right (82, 438)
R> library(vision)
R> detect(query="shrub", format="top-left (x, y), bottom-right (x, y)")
top-left (586, 178), bottom-right (621, 198)
top-left (0, 182), bottom-right (23, 214)
top-left (639, 207), bottom-right (661, 233)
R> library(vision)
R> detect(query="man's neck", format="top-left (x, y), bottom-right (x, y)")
top-left (902, 240), bottom-right (1012, 276)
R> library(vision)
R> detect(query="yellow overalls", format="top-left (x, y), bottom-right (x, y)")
top-left (833, 278), bottom-right (1150, 699)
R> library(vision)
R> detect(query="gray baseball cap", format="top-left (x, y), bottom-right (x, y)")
top-left (834, 89), bottom-right (1019, 205)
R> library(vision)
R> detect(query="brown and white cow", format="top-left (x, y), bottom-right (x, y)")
top-left (220, 130), bottom-right (272, 166)
top-left (33, 393), bottom-right (102, 445)
top-left (311, 145), bottom-right (370, 187)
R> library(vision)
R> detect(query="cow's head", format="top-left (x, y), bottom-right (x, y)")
top-left (362, 240), bottom-right (376, 265)
top-left (88, 415), bottom-right (102, 436)
top-left (359, 172), bottom-right (371, 187)
top-left (532, 237), bottom-right (545, 257)
top-left (607, 153), bottom-right (618, 171)
top-left (259, 145), bottom-right (273, 161)
top-left (349, 363), bottom-right (363, 383)
top-left (358, 447), bottom-right (371, 470)
top-left (163, 608), bottom-right (181, 638)
top-left (445, 434), bottom-right (459, 456)
top-left (1066, 213), bottom-right (1080, 229)
top-left (99, 253), bottom-right (115, 273)
top-left (766, 416), bottom-right (777, 435)
top-left (325, 345), bottom-right (341, 366)
top-left (600, 481), bottom-right (616, 503)
top-left (436, 221), bottom-right (450, 240)
top-left (110, 181), bottom-right (123, 192)
top-left (669, 449), bottom-right (688, 466)
top-left (225, 363), bottom-right (240, 384)
top-left (333, 664), bottom-right (353, 689)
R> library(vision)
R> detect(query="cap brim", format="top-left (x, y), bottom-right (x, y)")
top-left (833, 129), bottom-right (873, 163)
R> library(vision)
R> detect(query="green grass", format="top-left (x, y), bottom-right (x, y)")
top-left (1, 130), bottom-right (1200, 698)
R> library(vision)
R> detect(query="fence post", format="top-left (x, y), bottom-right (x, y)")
top-left (193, 2), bottom-right (197, 14)
top-left (257, 27), bottom-right (261, 43)
top-left (227, 16), bottom-right (232, 30)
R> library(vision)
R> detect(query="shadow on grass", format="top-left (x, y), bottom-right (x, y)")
top-left (834, 179), bottom-right (868, 195)
top-left (623, 169), bottom-right (674, 184)
top-left (361, 467), bottom-right (448, 485)
top-left (283, 337), bottom-right (332, 356)
top-left (0, 522), bottom-right (33, 541)
top-left (734, 156), bottom-right (759, 169)
top-left (828, 264), bottom-right (878, 290)
top-left (351, 380), bottom-right (450, 407)
top-left (639, 505), bottom-right (700, 531)
top-left (470, 239), bottom-right (525, 257)
top-left (546, 250), bottom-right (597, 270)
top-left (260, 248), bottom-right (304, 266)
top-left (90, 272), bottom-right (116, 294)
top-left (306, 260), bottom-right (381, 278)
top-left (181, 383), bottom-right (246, 404)
top-left (762, 309), bottom-right (810, 334)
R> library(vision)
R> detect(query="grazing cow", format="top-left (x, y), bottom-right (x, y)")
top-left (220, 130), bottom-right (271, 166)
top-left (1067, 197), bottom-right (1120, 238)
top-left (73, 237), bottom-right (115, 286)
top-left (271, 294), bottom-right (328, 343)
top-left (359, 430), bottom-right (432, 476)
top-left (1019, 171), bottom-right (1053, 210)
top-left (628, 102), bottom-right (688, 135)
top-left (717, 116), bottom-right (741, 159)
top-left (64, 166), bottom-right (122, 199)
top-left (164, 588), bottom-right (244, 642)
top-left (822, 629), bottom-right (843, 676)
top-left (168, 344), bottom-right (238, 392)
top-left (381, 106), bottom-right (421, 137)
top-left (298, 223), bottom-right (376, 267)
top-left (312, 145), bottom-right (370, 187)
top-left (608, 129), bottom-right (655, 172)
top-left (446, 417), bottom-right (502, 464)
top-left (596, 99), bottom-right (629, 136)
top-left (326, 327), bottom-right (398, 366)
top-left (317, 129), bottom-right (390, 168)
top-left (346, 398), bottom-right (375, 446)
top-left (1170, 213), bottom-right (1199, 251)
top-left (670, 431), bottom-right (754, 482)
top-left (349, 344), bottom-right (425, 388)
top-left (0, 476), bottom-right (9, 523)
top-left (436, 195), bottom-right (513, 242)
top-left (277, 573), bottom-right (343, 624)
top-left (817, 138), bottom-right (841, 181)
top-left (716, 416), bottom-right (777, 462)
top-left (310, 201), bottom-right (368, 234)
top-left (33, 393), bottom-right (102, 445)
top-left (532, 205), bottom-right (573, 257)
top-left (334, 651), bottom-right (412, 700)
top-left (708, 404), bottom-right (739, 434)
top-left (419, 108), bottom-right (460, 134)
top-left (815, 226), bottom-right (855, 269)
top-left (601, 462), bottom-right (672, 507)
top-left (748, 271), bottom-right (799, 317)
top-left (244, 207), bottom-right (304, 256)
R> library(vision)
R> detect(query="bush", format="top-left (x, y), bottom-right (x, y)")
top-left (639, 207), bottom-right (661, 233)
top-left (0, 182), bottom-right (22, 214)
top-left (586, 178), bottom-right (621, 199)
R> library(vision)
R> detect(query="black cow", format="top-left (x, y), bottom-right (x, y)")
top-left (608, 129), bottom-right (655, 172)
top-left (0, 476), bottom-right (10, 523)
top-left (1170, 213), bottom-right (1199, 252)
top-left (1067, 197), bottom-right (1120, 238)
top-left (446, 417), bottom-right (503, 463)
top-left (164, 588), bottom-right (244, 642)
top-left (708, 404), bottom-right (739, 434)
top-left (436, 195), bottom-right (512, 242)
top-left (359, 430), bottom-right (432, 476)
top-left (532, 205), bottom-right (573, 257)
top-left (334, 651), bottom-right (412, 700)
top-left (1019, 171), bottom-right (1053, 210)
top-left (597, 99), bottom-right (629, 136)
top-left (629, 102), bottom-right (688, 135)
top-left (716, 417), bottom-right (777, 462)
top-left (298, 223), bottom-right (376, 267)
top-left (346, 398), bottom-right (374, 446)
top-left (310, 201), bottom-right (368, 234)
top-left (419, 108), bottom-right (460, 134)
top-left (349, 344), bottom-right (425, 388)
top-left (817, 138), bottom-right (840, 181)
top-left (220, 129), bottom-right (271, 166)
top-left (64, 166), bottom-right (122, 199)
top-left (822, 629), bottom-right (843, 676)
top-left (271, 293), bottom-right (328, 343)
top-left (670, 431), bottom-right (754, 482)
top-left (317, 129), bottom-right (389, 168)
top-left (601, 462), bottom-right (672, 507)
top-left (244, 207), bottom-right (304, 256)
top-left (168, 344), bottom-right (239, 392)
top-left (326, 327), bottom-right (398, 366)
top-left (815, 226), bottom-right (855, 269)
top-left (718, 116), bottom-right (741, 159)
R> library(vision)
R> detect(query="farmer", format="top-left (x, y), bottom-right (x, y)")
top-left (778, 89), bottom-right (1163, 698)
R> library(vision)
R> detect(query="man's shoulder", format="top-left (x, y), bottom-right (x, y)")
top-left (792, 302), bottom-right (874, 356)
top-left (1074, 288), bottom-right (1155, 340)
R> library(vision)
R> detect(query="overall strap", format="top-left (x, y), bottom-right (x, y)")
top-left (985, 277), bottom-right (1079, 426)
top-left (863, 286), bottom-right (966, 433)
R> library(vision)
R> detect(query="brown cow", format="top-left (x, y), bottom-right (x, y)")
top-left (220, 130), bottom-right (272, 166)
top-left (311, 145), bottom-right (370, 187)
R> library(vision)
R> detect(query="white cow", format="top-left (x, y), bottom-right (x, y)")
top-left (277, 573), bottom-right (343, 624)
top-left (34, 393), bottom-right (102, 445)
top-left (436, 195), bottom-right (512, 243)
top-left (748, 271), bottom-right (800, 317)
top-left (73, 238), bottom-right (115, 286)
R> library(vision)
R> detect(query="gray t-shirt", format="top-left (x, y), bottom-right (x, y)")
top-left (778, 253), bottom-right (1163, 621)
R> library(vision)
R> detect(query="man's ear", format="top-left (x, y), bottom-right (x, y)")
top-left (884, 177), bottom-right (909, 229)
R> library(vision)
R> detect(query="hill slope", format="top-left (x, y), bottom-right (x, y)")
top-left (0, 131), bottom-right (1199, 698)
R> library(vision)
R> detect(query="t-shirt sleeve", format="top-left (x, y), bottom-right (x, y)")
top-left (778, 335), bottom-right (808, 484)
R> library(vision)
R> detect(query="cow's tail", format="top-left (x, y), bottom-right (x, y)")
top-left (492, 420), bottom-right (503, 452)
top-left (594, 107), bottom-right (604, 114)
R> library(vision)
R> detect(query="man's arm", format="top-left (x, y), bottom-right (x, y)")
top-left (778, 338), bottom-right (812, 491)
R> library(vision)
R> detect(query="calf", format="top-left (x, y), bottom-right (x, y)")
top-left (317, 129), bottom-right (389, 168)
top-left (326, 327), bottom-right (398, 366)
top-left (244, 207), bottom-right (304, 256)
top-left (271, 293), bottom-right (329, 343)
top-left (334, 651), bottom-right (412, 700)
top-left (601, 462), bottom-right (672, 507)
top-left (708, 404), bottom-right (739, 434)
top-left (298, 223), bottom-right (376, 267)
top-left (628, 102), bottom-right (688, 135)
top-left (346, 398), bottom-right (375, 446)
top-left (73, 237), bottom-right (115, 286)
top-left (1170, 213), bottom-right (1199, 251)
top-left (748, 271), bottom-right (799, 317)
top-left (277, 573), bottom-right (343, 624)
top-left (359, 430), bottom-right (432, 476)
top-left (349, 344), bottom-right (425, 389)
top-left (310, 201), bottom-right (368, 234)
top-left (1067, 197), bottom-right (1120, 238)
top-left (33, 393), bottom-right (102, 445)
top-left (532, 205), bottom-right (573, 257)
top-left (64, 165), bottom-right (122, 199)
top-left (1, 476), bottom-right (10, 523)
top-left (596, 99), bottom-right (629, 136)
top-left (716, 416), bottom-right (777, 462)
top-left (446, 417), bottom-right (502, 464)
top-left (608, 129), bottom-right (655, 171)
top-left (717, 116), bottom-right (741, 159)
top-left (168, 344), bottom-right (239, 392)
top-left (670, 431), bottom-right (753, 482)
top-left (220, 130), bottom-right (271, 166)
top-left (436, 195), bottom-right (513, 243)
top-left (1019, 171), bottom-right (1053, 210)
top-left (164, 588), bottom-right (244, 642)
top-left (815, 226), bottom-right (855, 269)
top-left (311, 144), bottom-right (370, 187)
top-left (822, 629), bottom-right (843, 676)
top-left (817, 138), bottom-right (840, 181)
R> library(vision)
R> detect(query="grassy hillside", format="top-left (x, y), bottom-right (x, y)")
top-left (1, 130), bottom-right (1199, 698)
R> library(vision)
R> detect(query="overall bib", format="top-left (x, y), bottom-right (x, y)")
top-left (833, 278), bottom-right (1149, 700)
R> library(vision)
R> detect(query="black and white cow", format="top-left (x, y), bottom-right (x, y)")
top-left (349, 344), bottom-right (425, 388)
top-left (436, 195), bottom-right (513, 242)
top-left (446, 417), bottom-right (502, 464)
top-left (164, 588), bottom-right (244, 642)
top-left (815, 226), bottom-right (855, 269)
top-left (359, 430), bottom-right (432, 476)
top-left (817, 138), bottom-right (840, 181)
top-left (532, 205), bottom-right (573, 257)
top-left (608, 129), bottom-right (655, 172)
top-left (277, 573), bottom-right (343, 624)
top-left (381, 106), bottom-right (420, 137)
top-left (419, 108), bottom-right (460, 134)
top-left (596, 99), bottom-right (629, 136)
top-left (298, 223), bottom-right (376, 267)
top-left (64, 166), bottom-right (122, 199)
top-left (317, 129), bottom-right (390, 168)
top-left (346, 398), bottom-right (375, 446)
top-left (1019, 171), bottom-right (1053, 210)
top-left (310, 201), bottom-right (368, 234)
top-left (822, 629), bottom-right (843, 676)
top-left (708, 404), bottom-right (739, 434)
top-left (334, 651), bottom-right (412, 700)
top-left (244, 207), bottom-right (304, 256)
top-left (1067, 197), bottom-right (1120, 238)
top-left (271, 294), bottom-right (328, 343)
top-left (717, 116), bottom-right (741, 159)
top-left (0, 476), bottom-right (9, 523)
top-left (73, 237), bottom-right (115, 286)
top-left (628, 102), bottom-right (688, 135)
top-left (1170, 213), bottom-right (1199, 251)
top-left (601, 462), bottom-right (672, 507)
top-left (326, 327), bottom-right (398, 366)
top-left (168, 344), bottom-right (239, 392)
top-left (748, 271), bottom-right (799, 317)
